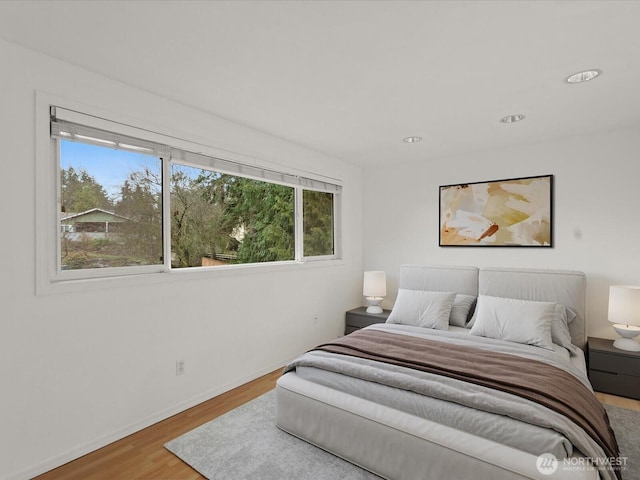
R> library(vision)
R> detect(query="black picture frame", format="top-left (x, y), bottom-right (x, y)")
top-left (439, 174), bottom-right (553, 247)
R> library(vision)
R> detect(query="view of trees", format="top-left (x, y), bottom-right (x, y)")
top-left (186, 171), bottom-right (296, 265)
top-left (60, 156), bottom-right (334, 270)
top-left (303, 190), bottom-right (334, 257)
top-left (61, 167), bottom-right (112, 213)
top-left (115, 166), bottom-right (163, 266)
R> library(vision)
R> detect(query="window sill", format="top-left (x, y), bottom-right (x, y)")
top-left (38, 258), bottom-right (345, 296)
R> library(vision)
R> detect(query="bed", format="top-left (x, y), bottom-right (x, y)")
top-left (275, 266), bottom-right (621, 480)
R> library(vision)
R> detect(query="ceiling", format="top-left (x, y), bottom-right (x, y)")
top-left (1, 0), bottom-right (640, 167)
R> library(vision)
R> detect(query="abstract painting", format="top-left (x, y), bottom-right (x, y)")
top-left (439, 174), bottom-right (553, 247)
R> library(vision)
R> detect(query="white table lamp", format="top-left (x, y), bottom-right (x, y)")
top-left (363, 271), bottom-right (386, 314)
top-left (608, 285), bottom-right (640, 352)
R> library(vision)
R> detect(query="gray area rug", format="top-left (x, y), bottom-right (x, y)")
top-left (606, 404), bottom-right (640, 480)
top-left (165, 390), bottom-right (639, 480)
top-left (165, 390), bottom-right (379, 479)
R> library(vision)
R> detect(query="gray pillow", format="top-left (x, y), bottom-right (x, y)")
top-left (449, 294), bottom-right (477, 327)
top-left (387, 289), bottom-right (456, 330)
top-left (550, 304), bottom-right (578, 356)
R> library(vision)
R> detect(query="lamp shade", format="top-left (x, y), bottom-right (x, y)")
top-left (608, 285), bottom-right (640, 326)
top-left (363, 271), bottom-right (386, 297)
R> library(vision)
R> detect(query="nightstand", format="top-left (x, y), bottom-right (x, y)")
top-left (588, 337), bottom-right (640, 400)
top-left (345, 307), bottom-right (391, 335)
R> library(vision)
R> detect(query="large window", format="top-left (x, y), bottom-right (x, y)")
top-left (49, 106), bottom-right (340, 280)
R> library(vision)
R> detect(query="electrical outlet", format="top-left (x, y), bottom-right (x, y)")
top-left (176, 360), bottom-right (185, 376)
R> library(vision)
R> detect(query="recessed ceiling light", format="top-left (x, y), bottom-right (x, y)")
top-left (403, 136), bottom-right (422, 143)
top-left (565, 69), bottom-right (602, 84)
top-left (499, 114), bottom-right (526, 124)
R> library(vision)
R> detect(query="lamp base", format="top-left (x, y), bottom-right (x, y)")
top-left (365, 296), bottom-right (383, 314)
top-left (611, 324), bottom-right (640, 351)
top-left (613, 337), bottom-right (640, 352)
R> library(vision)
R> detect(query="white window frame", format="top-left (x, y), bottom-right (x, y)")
top-left (54, 137), bottom-right (166, 279)
top-left (35, 93), bottom-right (342, 295)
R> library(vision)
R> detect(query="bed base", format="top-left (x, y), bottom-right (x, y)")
top-left (276, 373), bottom-right (597, 480)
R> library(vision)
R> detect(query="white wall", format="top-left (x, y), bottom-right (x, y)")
top-left (0, 38), bottom-right (363, 479)
top-left (363, 127), bottom-right (640, 339)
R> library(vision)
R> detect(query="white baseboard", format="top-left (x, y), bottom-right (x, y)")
top-left (7, 361), bottom-right (285, 480)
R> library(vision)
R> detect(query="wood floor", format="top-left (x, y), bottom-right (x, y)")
top-left (595, 391), bottom-right (640, 410)
top-left (35, 368), bottom-right (282, 480)
top-left (35, 369), bottom-right (640, 480)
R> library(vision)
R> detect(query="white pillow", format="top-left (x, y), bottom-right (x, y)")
top-left (468, 295), bottom-right (555, 350)
top-left (467, 299), bottom-right (575, 329)
top-left (387, 290), bottom-right (456, 330)
top-left (449, 294), bottom-right (477, 327)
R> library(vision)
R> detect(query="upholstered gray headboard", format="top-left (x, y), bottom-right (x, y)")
top-left (397, 265), bottom-right (587, 349)
top-left (399, 265), bottom-right (478, 295)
